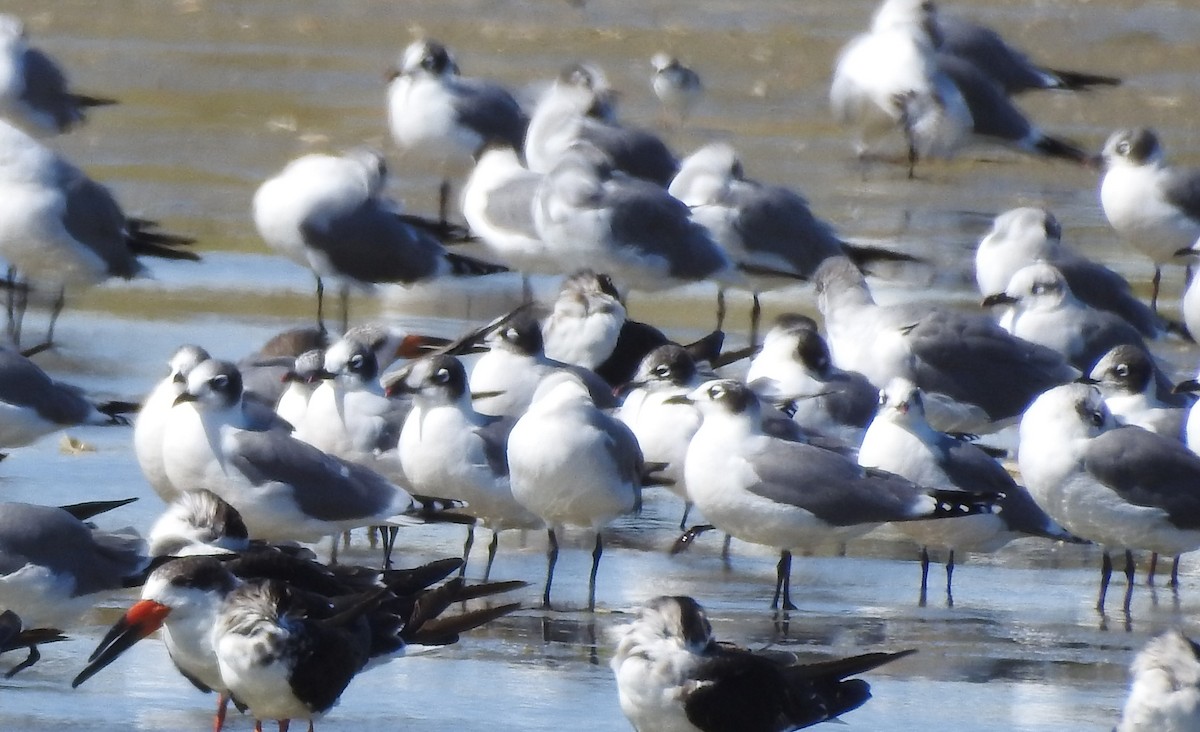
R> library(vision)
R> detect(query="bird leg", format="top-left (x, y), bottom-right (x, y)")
top-left (945, 549), bottom-right (955, 608)
top-left (1148, 552), bottom-right (1159, 586)
top-left (1096, 551), bottom-right (1112, 613)
top-left (772, 550), bottom-right (797, 611)
top-left (750, 292), bottom-right (762, 347)
top-left (213, 693), bottom-right (230, 732)
top-left (918, 546), bottom-right (930, 607)
top-left (338, 285), bottom-right (350, 334)
top-left (588, 532), bottom-right (604, 612)
top-left (1123, 550), bottom-right (1136, 615)
top-left (3, 644), bottom-right (40, 677)
top-left (722, 534), bottom-right (733, 568)
top-left (314, 275), bottom-right (326, 335)
top-left (542, 528), bottom-right (559, 610)
top-left (42, 287), bottom-right (65, 350)
top-left (678, 501), bottom-right (692, 531)
top-left (1151, 266), bottom-right (1162, 313)
top-left (438, 179), bottom-right (452, 227)
top-left (1171, 556), bottom-right (1181, 589)
top-left (382, 526), bottom-right (399, 569)
top-left (460, 524), bottom-right (475, 577)
top-left (715, 288), bottom-right (727, 331)
top-left (483, 531), bottom-right (500, 582)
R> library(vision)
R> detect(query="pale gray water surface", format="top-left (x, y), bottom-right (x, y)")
top-left (2, 0), bottom-right (1200, 729)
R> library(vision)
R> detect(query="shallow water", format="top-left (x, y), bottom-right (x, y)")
top-left (3, 0), bottom-right (1200, 729)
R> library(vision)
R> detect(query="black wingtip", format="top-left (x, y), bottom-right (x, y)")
top-left (1044, 68), bottom-right (1122, 91)
top-left (58, 497), bottom-right (138, 522)
top-left (445, 252), bottom-right (508, 277)
top-left (1033, 135), bottom-right (1094, 167)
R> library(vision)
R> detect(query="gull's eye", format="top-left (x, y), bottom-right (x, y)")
top-left (708, 384), bottom-right (724, 399)
top-left (211, 374), bottom-right (229, 390)
top-left (503, 327), bottom-right (519, 341)
top-left (349, 354), bottom-right (365, 370)
top-left (653, 364), bottom-right (671, 378)
top-left (1091, 409), bottom-right (1105, 427)
top-left (878, 392), bottom-right (887, 406)
top-left (1115, 364), bottom-right (1129, 378)
top-left (1116, 139), bottom-right (1131, 156)
top-left (433, 367), bottom-right (450, 384)
top-left (1032, 283), bottom-right (1049, 295)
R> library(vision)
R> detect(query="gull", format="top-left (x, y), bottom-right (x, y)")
top-left (616, 344), bottom-right (707, 528)
top-left (161, 359), bottom-right (457, 555)
top-left (524, 62), bottom-right (678, 185)
top-left (831, 0), bottom-right (1089, 174)
top-left (0, 498), bottom-right (146, 631)
top-left (0, 14), bottom-right (116, 134)
top-left (830, 0), bottom-right (972, 171)
top-left (459, 144), bottom-right (554, 288)
top-left (532, 142), bottom-right (733, 293)
top-left (745, 314), bottom-right (877, 446)
top-left (650, 53), bottom-right (703, 125)
top-left (858, 378), bottom-right (1078, 606)
top-left (611, 595), bottom-right (916, 732)
top-left (1116, 629), bottom-right (1200, 732)
top-left (983, 261), bottom-right (1147, 373)
top-left (975, 207), bottom-right (1161, 338)
top-left (669, 141), bottom-right (915, 340)
top-left (390, 354), bottom-right (542, 579)
top-left (815, 256), bottom-right (1075, 433)
top-left (508, 371), bottom-right (643, 611)
top-left (1088, 345), bottom-right (1188, 440)
top-left (675, 379), bottom-right (999, 610)
top-left (386, 39), bottom-right (528, 220)
top-left (274, 349), bottom-right (326, 431)
top-left (294, 336), bottom-right (409, 474)
top-left (0, 345), bottom-right (134, 449)
top-left (134, 344), bottom-right (213, 502)
top-left (1101, 128), bottom-right (1200, 311)
top-left (468, 305), bottom-right (613, 418)
top-left (1018, 383), bottom-right (1200, 614)
top-left (252, 148), bottom-right (501, 332)
top-left (933, 4), bottom-right (1120, 94)
top-left (0, 118), bottom-right (196, 347)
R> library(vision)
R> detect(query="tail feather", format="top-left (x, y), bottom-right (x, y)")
top-left (58, 497), bottom-right (138, 522)
top-left (407, 602), bottom-right (521, 646)
top-left (841, 243), bottom-right (923, 267)
top-left (379, 558), bottom-right (463, 595)
top-left (1044, 68), bottom-right (1121, 91)
top-left (127, 220), bottom-right (200, 262)
top-left (395, 214), bottom-right (473, 243)
top-left (97, 400), bottom-right (141, 417)
top-left (784, 649), bottom-right (917, 682)
top-left (72, 94), bottom-right (118, 109)
top-left (445, 252), bottom-right (508, 277)
top-left (1033, 134), bottom-right (1092, 167)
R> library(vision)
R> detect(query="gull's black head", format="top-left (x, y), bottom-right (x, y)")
top-left (633, 344), bottom-right (697, 388)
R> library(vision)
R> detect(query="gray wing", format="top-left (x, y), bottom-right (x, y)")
top-left (0, 503), bottom-right (143, 595)
top-left (933, 433), bottom-right (1016, 496)
top-left (605, 176), bottom-right (728, 280)
top-left (451, 78), bottom-right (528, 149)
top-left (746, 442), bottom-right (934, 526)
top-left (1161, 167), bottom-right (1200, 224)
top-left (482, 173), bottom-right (541, 239)
top-left (55, 162), bottom-right (141, 278)
top-left (0, 349), bottom-right (93, 424)
top-left (1084, 427), bottom-right (1200, 530)
top-left (301, 198), bottom-right (446, 284)
top-left (722, 182), bottom-right (842, 276)
top-left (577, 119), bottom-right (678, 186)
top-left (1072, 311), bottom-right (1147, 374)
top-left (820, 372), bottom-right (879, 429)
top-left (474, 416), bottom-right (515, 477)
top-left (1053, 255), bottom-right (1160, 337)
top-left (904, 310), bottom-right (1075, 422)
top-left (935, 53), bottom-right (1031, 142)
top-left (19, 47), bottom-right (82, 131)
top-left (226, 431), bottom-right (405, 522)
top-left (593, 409), bottom-right (644, 488)
top-left (937, 15), bottom-right (1051, 94)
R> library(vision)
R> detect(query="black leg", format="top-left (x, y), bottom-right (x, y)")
top-left (749, 292), bottom-right (762, 347)
top-left (1151, 266), bottom-right (1162, 313)
top-left (1171, 556), bottom-right (1182, 589)
top-left (679, 501), bottom-right (692, 531)
top-left (1148, 552), bottom-right (1159, 586)
top-left (329, 533), bottom-right (339, 565)
top-left (918, 546), bottom-right (929, 607)
top-left (1097, 551), bottom-right (1112, 613)
top-left (382, 526), bottom-right (398, 569)
top-left (716, 287), bottom-right (727, 331)
top-left (721, 534), bottom-right (733, 568)
top-left (4, 644), bottom-right (40, 678)
top-left (772, 550), bottom-right (796, 610)
top-left (1123, 549), bottom-right (1136, 615)
top-left (314, 275), bottom-right (326, 334)
top-left (439, 179), bottom-right (451, 227)
top-left (542, 528), bottom-right (558, 610)
top-left (945, 549), bottom-right (955, 608)
top-left (460, 525), bottom-right (475, 577)
top-left (43, 287), bottom-right (65, 349)
top-left (339, 285), bottom-right (350, 334)
top-left (588, 532), bottom-right (603, 612)
top-left (483, 531), bottom-right (499, 582)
